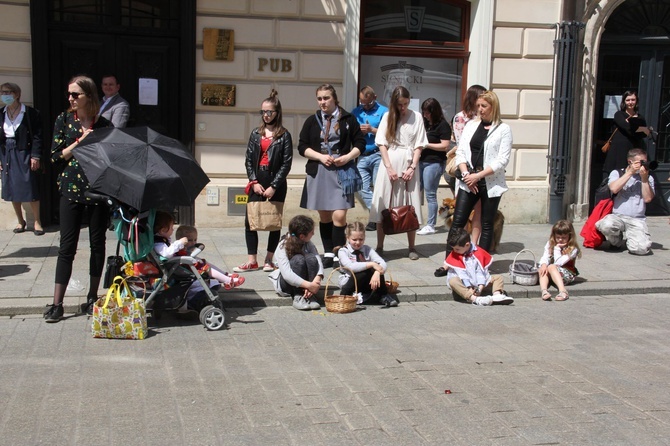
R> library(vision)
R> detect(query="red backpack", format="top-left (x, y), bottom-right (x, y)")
top-left (580, 198), bottom-right (614, 248)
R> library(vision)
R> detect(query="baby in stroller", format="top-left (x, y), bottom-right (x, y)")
top-left (153, 211), bottom-right (244, 290)
top-left (103, 196), bottom-right (230, 330)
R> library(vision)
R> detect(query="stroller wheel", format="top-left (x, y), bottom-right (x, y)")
top-left (200, 305), bottom-right (226, 331)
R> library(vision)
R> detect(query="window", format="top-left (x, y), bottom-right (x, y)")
top-left (49, 0), bottom-right (179, 30)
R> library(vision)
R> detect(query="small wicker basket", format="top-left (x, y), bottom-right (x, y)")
top-left (385, 271), bottom-right (399, 294)
top-left (324, 267), bottom-right (358, 314)
top-left (509, 249), bottom-right (539, 286)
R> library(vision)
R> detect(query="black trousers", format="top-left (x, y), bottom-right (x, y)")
top-left (55, 196), bottom-right (109, 284)
top-left (279, 253), bottom-right (320, 296)
top-left (244, 169), bottom-right (286, 256)
top-left (448, 182), bottom-right (501, 252)
top-left (341, 269), bottom-right (388, 301)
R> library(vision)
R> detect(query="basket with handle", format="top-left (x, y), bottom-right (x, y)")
top-left (509, 249), bottom-right (539, 286)
top-left (324, 267), bottom-right (358, 313)
top-left (385, 271), bottom-right (399, 294)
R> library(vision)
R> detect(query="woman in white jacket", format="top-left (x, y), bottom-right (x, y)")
top-left (447, 90), bottom-right (511, 253)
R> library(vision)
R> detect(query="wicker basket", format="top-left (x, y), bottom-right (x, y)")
top-left (324, 267), bottom-right (358, 314)
top-left (385, 271), bottom-right (399, 294)
top-left (509, 249), bottom-right (539, 286)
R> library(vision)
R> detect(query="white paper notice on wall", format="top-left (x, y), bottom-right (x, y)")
top-left (603, 95), bottom-right (621, 119)
top-left (139, 78), bottom-right (158, 106)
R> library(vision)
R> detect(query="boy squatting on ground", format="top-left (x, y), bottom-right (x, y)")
top-left (444, 227), bottom-right (514, 306)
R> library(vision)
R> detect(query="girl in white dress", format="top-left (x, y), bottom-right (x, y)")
top-left (369, 86), bottom-right (428, 260)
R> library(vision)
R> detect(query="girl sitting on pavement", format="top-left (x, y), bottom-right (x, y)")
top-left (538, 219), bottom-right (581, 301)
top-left (274, 215), bottom-right (324, 311)
top-left (337, 221), bottom-right (397, 307)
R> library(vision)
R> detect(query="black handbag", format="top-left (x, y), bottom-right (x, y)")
top-left (103, 241), bottom-right (124, 289)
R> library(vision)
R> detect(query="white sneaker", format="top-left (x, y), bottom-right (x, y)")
top-left (491, 293), bottom-right (514, 305)
top-left (416, 225), bottom-right (436, 235)
top-left (472, 295), bottom-right (492, 306)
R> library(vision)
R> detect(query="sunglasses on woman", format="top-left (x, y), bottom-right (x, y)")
top-left (259, 110), bottom-right (276, 116)
top-left (67, 92), bottom-right (84, 99)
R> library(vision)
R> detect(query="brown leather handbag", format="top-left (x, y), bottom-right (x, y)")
top-left (381, 181), bottom-right (420, 235)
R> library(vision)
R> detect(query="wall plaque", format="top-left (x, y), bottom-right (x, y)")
top-left (203, 28), bottom-right (234, 61)
top-left (201, 84), bottom-right (236, 107)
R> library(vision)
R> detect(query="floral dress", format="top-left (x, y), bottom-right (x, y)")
top-left (50, 111), bottom-right (111, 203)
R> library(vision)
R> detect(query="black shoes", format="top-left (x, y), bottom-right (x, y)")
top-left (434, 267), bottom-right (448, 277)
top-left (380, 295), bottom-right (398, 307)
top-left (80, 298), bottom-right (96, 315)
top-left (44, 303), bottom-right (64, 323)
top-left (365, 222), bottom-right (377, 231)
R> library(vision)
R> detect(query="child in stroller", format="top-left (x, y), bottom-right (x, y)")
top-left (102, 195), bottom-right (230, 330)
top-left (153, 211), bottom-right (244, 291)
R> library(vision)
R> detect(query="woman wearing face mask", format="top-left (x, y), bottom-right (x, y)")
top-left (234, 89), bottom-right (293, 273)
top-left (44, 75), bottom-right (112, 323)
top-left (447, 90), bottom-right (512, 254)
top-left (369, 86), bottom-right (429, 259)
top-left (0, 83), bottom-right (44, 235)
top-left (298, 84), bottom-right (366, 268)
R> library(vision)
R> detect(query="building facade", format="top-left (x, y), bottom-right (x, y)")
top-left (0, 0), bottom-right (668, 228)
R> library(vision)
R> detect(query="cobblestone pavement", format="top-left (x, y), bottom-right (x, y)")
top-left (1, 293), bottom-right (669, 445)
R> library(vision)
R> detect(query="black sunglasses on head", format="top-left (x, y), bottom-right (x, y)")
top-left (67, 91), bottom-right (84, 99)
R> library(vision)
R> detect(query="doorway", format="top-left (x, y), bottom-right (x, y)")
top-left (591, 1), bottom-right (670, 215)
top-left (30, 1), bottom-right (195, 224)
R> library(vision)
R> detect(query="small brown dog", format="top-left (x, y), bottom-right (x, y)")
top-left (438, 197), bottom-right (505, 253)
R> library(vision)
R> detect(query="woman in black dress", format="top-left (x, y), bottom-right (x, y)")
top-left (603, 90), bottom-right (650, 176)
top-left (44, 75), bottom-right (112, 322)
top-left (1, 82), bottom-right (43, 235)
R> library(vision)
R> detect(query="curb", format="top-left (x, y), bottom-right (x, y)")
top-left (3, 280), bottom-right (669, 317)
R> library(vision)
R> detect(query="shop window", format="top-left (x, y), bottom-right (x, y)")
top-left (359, 0), bottom-right (469, 119)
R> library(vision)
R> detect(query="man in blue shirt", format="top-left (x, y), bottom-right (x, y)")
top-left (351, 86), bottom-right (388, 231)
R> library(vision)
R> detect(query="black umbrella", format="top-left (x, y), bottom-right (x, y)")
top-left (73, 126), bottom-right (210, 211)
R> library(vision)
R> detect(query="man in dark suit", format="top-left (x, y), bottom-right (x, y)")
top-left (99, 74), bottom-right (130, 128)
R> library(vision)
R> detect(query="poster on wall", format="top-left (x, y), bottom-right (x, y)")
top-left (138, 78), bottom-right (158, 106)
top-left (359, 56), bottom-right (463, 121)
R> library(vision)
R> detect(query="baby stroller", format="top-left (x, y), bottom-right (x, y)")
top-left (93, 192), bottom-right (228, 331)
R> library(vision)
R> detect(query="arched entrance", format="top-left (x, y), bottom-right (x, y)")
top-left (591, 0), bottom-right (670, 215)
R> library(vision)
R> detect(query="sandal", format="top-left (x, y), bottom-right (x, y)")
top-left (224, 275), bottom-right (245, 290)
top-left (555, 291), bottom-right (569, 301)
top-left (541, 289), bottom-right (552, 301)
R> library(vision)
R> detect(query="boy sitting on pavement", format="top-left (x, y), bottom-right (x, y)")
top-left (445, 227), bottom-right (513, 306)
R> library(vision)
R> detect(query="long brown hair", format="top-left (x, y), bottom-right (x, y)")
top-left (462, 84), bottom-right (487, 118)
top-left (385, 86), bottom-right (410, 145)
top-left (549, 220), bottom-right (581, 259)
top-left (283, 215), bottom-right (315, 259)
top-left (67, 75), bottom-right (100, 118)
top-left (258, 89), bottom-right (286, 138)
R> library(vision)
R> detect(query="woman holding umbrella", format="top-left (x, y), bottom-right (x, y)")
top-left (44, 75), bottom-right (112, 323)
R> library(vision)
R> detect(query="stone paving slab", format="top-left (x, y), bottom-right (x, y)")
top-left (1, 294), bottom-right (670, 444)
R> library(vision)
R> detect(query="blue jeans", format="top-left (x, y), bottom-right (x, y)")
top-left (356, 152), bottom-right (381, 210)
top-left (419, 160), bottom-right (445, 227)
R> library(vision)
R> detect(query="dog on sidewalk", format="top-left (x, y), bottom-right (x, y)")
top-left (438, 197), bottom-right (505, 253)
